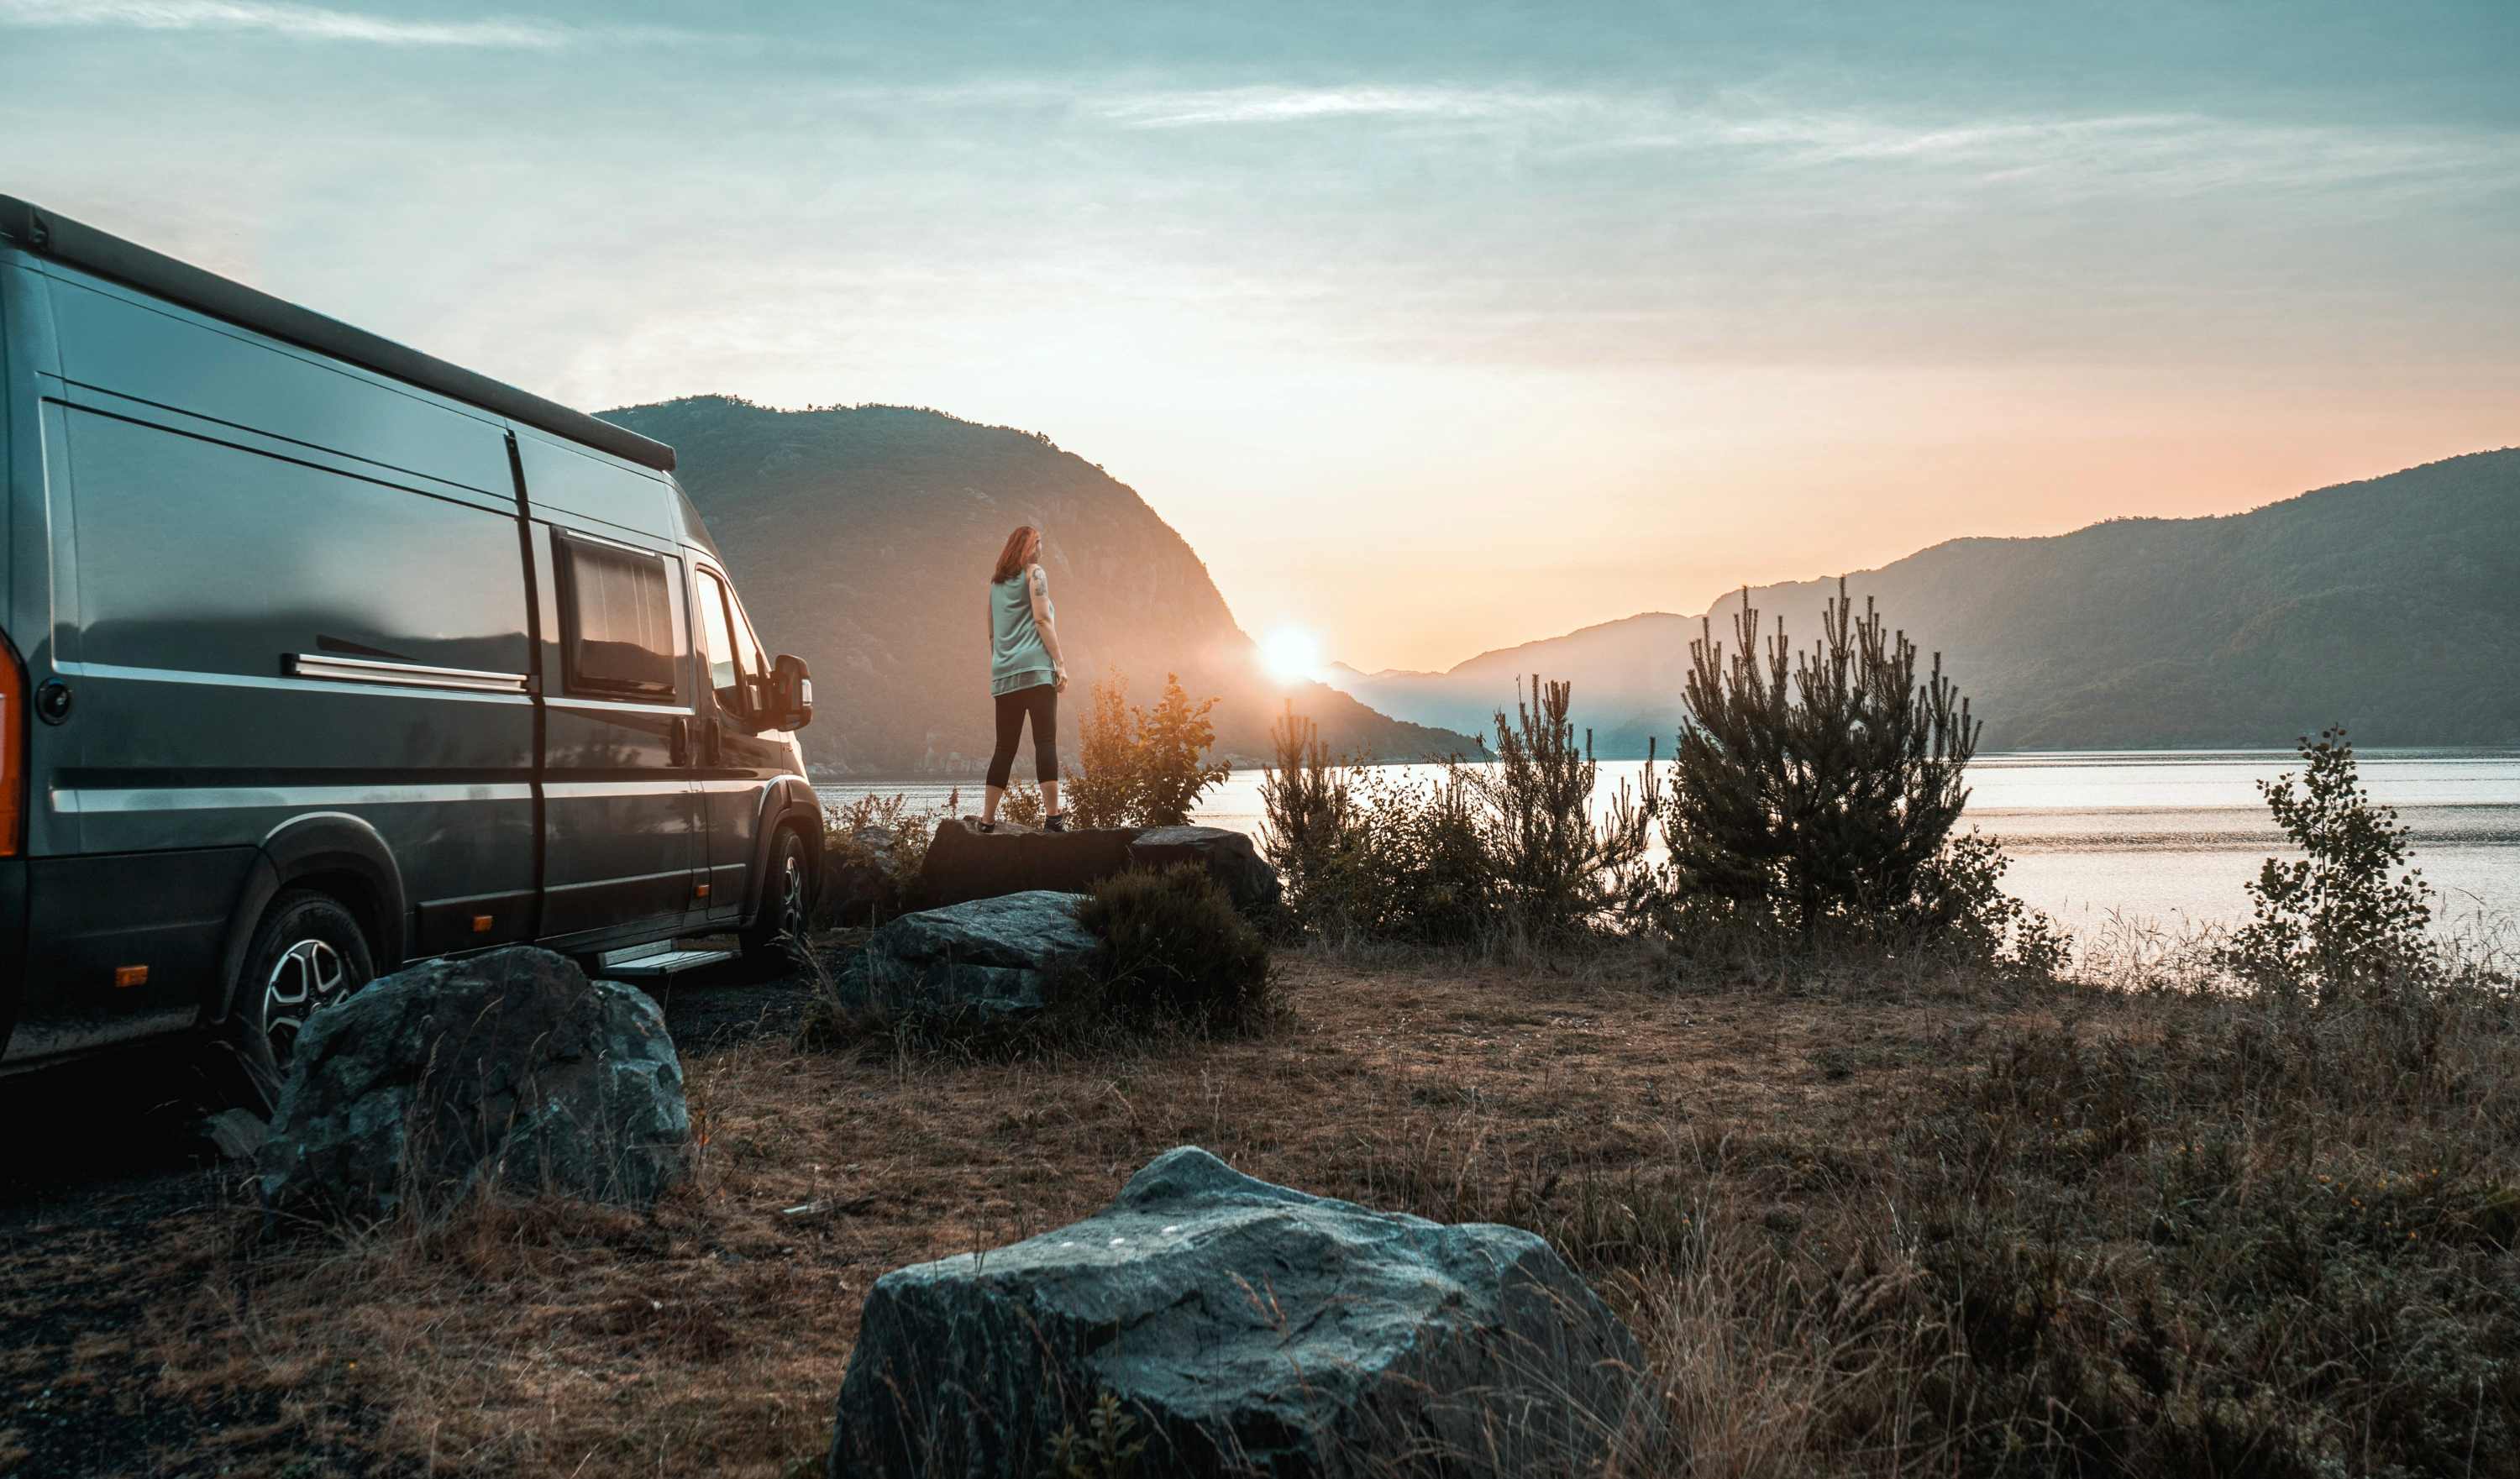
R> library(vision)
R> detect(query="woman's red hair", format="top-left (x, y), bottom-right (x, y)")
top-left (991, 525), bottom-right (1038, 584)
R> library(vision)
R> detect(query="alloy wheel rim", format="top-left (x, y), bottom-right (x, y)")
top-left (777, 850), bottom-right (806, 937)
top-left (263, 937), bottom-right (348, 1062)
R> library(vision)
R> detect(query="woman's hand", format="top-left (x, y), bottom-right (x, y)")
top-left (1054, 664), bottom-right (1070, 693)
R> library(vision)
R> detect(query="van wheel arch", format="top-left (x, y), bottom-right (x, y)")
top-left (208, 814), bottom-right (407, 1025)
top-left (744, 779), bottom-right (823, 919)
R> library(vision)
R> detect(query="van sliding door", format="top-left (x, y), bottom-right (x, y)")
top-left (533, 527), bottom-right (704, 944)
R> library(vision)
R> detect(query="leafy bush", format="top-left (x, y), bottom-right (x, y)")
top-left (1315, 763), bottom-right (1495, 944)
top-left (1898, 830), bottom-right (2075, 977)
top-left (999, 779), bottom-right (1047, 828)
top-left (1074, 864), bottom-right (1273, 1033)
top-left (1063, 672), bottom-right (1231, 829)
top-left (820, 792), bottom-right (939, 924)
top-left (1260, 687), bottom-right (1654, 948)
top-left (2220, 726), bottom-right (2436, 1004)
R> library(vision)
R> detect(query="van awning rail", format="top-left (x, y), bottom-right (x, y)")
top-left (0, 194), bottom-right (675, 475)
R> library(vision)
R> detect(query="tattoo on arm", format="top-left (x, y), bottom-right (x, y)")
top-left (1029, 566), bottom-right (1066, 669)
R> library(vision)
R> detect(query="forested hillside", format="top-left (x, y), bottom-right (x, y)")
top-left (599, 396), bottom-right (1469, 775)
top-left (1330, 448), bottom-right (2520, 753)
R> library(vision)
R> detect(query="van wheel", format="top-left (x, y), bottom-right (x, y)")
top-left (739, 828), bottom-right (814, 976)
top-left (223, 889), bottom-right (378, 1111)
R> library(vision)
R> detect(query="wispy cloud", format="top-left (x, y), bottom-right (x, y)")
top-left (0, 0), bottom-right (638, 47)
top-left (1694, 108), bottom-right (2520, 197)
top-left (1098, 85), bottom-right (1583, 129)
top-left (1101, 81), bottom-right (2518, 200)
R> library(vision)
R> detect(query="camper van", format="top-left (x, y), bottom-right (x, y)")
top-left (0, 196), bottom-right (821, 1094)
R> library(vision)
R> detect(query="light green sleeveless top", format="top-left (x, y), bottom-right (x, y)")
top-left (989, 566), bottom-right (1056, 696)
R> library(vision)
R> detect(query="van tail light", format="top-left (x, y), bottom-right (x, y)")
top-left (0, 634), bottom-right (22, 857)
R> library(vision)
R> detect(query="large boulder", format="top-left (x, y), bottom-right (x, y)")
top-left (831, 891), bottom-right (1100, 1026)
top-left (1127, 825), bottom-right (1283, 920)
top-left (259, 947), bottom-right (691, 1219)
top-left (827, 1146), bottom-right (1647, 1478)
top-left (918, 817), bottom-right (1135, 907)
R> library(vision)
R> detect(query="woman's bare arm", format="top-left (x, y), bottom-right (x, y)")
top-left (1028, 564), bottom-right (1068, 684)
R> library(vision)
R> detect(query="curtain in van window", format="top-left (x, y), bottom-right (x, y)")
top-left (559, 539), bottom-right (676, 699)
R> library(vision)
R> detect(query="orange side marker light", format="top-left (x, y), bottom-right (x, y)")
top-left (114, 965), bottom-right (149, 989)
top-left (471, 915), bottom-right (494, 933)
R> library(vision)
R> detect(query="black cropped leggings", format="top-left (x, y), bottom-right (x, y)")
top-left (986, 683), bottom-right (1059, 789)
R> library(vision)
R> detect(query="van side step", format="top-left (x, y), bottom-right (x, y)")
top-left (596, 944), bottom-right (738, 980)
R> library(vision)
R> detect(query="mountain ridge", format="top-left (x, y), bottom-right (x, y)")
top-left (596, 395), bottom-right (1473, 776)
top-left (1326, 448), bottom-right (2520, 753)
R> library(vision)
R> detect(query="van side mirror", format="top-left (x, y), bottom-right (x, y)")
top-left (771, 653), bottom-right (813, 731)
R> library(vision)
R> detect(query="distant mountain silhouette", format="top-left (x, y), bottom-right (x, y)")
top-left (1329, 448), bottom-right (2520, 753)
top-left (598, 396), bottom-right (1471, 776)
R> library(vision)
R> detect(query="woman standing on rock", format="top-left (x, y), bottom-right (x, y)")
top-left (980, 523), bottom-right (1070, 832)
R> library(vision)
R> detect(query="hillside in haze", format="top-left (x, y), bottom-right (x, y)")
top-left (1331, 449), bottom-right (2520, 754)
top-left (599, 396), bottom-right (1469, 776)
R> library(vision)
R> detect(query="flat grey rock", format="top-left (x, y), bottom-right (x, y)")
top-left (827, 1146), bottom-right (1646, 1477)
top-left (833, 890), bottom-right (1099, 1025)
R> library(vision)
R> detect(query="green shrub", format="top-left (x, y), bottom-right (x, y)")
top-left (1898, 829), bottom-right (2075, 976)
top-left (2221, 726), bottom-right (2436, 1005)
top-left (820, 792), bottom-right (939, 923)
top-left (1063, 672), bottom-right (1230, 829)
top-left (1658, 580), bottom-right (2061, 972)
top-left (1260, 690), bottom-right (1652, 950)
top-left (1075, 864), bottom-right (1273, 1033)
top-left (1257, 704), bottom-right (1364, 928)
top-left (999, 779), bottom-right (1047, 827)
top-left (1467, 676), bottom-right (1658, 944)
top-left (1257, 705), bottom-right (1494, 944)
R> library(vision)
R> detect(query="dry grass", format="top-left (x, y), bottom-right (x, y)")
top-left (5, 942), bottom-right (2516, 1476)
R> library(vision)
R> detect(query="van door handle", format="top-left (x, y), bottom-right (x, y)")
top-left (670, 716), bottom-right (690, 768)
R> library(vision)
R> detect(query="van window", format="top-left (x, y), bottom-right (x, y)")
top-left (692, 568), bottom-right (759, 715)
top-left (557, 537), bottom-right (677, 700)
top-left (66, 408), bottom-right (528, 679)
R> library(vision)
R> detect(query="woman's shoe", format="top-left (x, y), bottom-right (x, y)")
top-left (1044, 813), bottom-right (1068, 833)
top-left (975, 820), bottom-right (997, 834)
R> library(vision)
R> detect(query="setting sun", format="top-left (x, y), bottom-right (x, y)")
top-left (1259, 627), bottom-right (1323, 683)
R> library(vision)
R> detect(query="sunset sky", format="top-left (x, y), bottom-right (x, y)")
top-left (6, 0), bottom-right (2515, 672)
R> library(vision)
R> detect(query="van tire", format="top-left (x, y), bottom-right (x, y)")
top-left (738, 827), bottom-right (814, 977)
top-left (220, 889), bottom-right (379, 1113)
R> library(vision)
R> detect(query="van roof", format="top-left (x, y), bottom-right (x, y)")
top-left (0, 195), bottom-right (675, 475)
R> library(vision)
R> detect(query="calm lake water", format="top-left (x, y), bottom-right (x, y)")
top-left (820, 749), bottom-right (2520, 939)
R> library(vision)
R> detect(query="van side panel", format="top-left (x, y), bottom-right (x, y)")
top-left (50, 275), bottom-right (513, 504)
top-left (9, 281), bottom-right (536, 1060)
top-left (0, 254), bottom-right (34, 1057)
top-left (514, 430), bottom-right (676, 540)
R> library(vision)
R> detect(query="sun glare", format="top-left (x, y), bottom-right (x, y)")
top-left (1260, 627), bottom-right (1323, 684)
